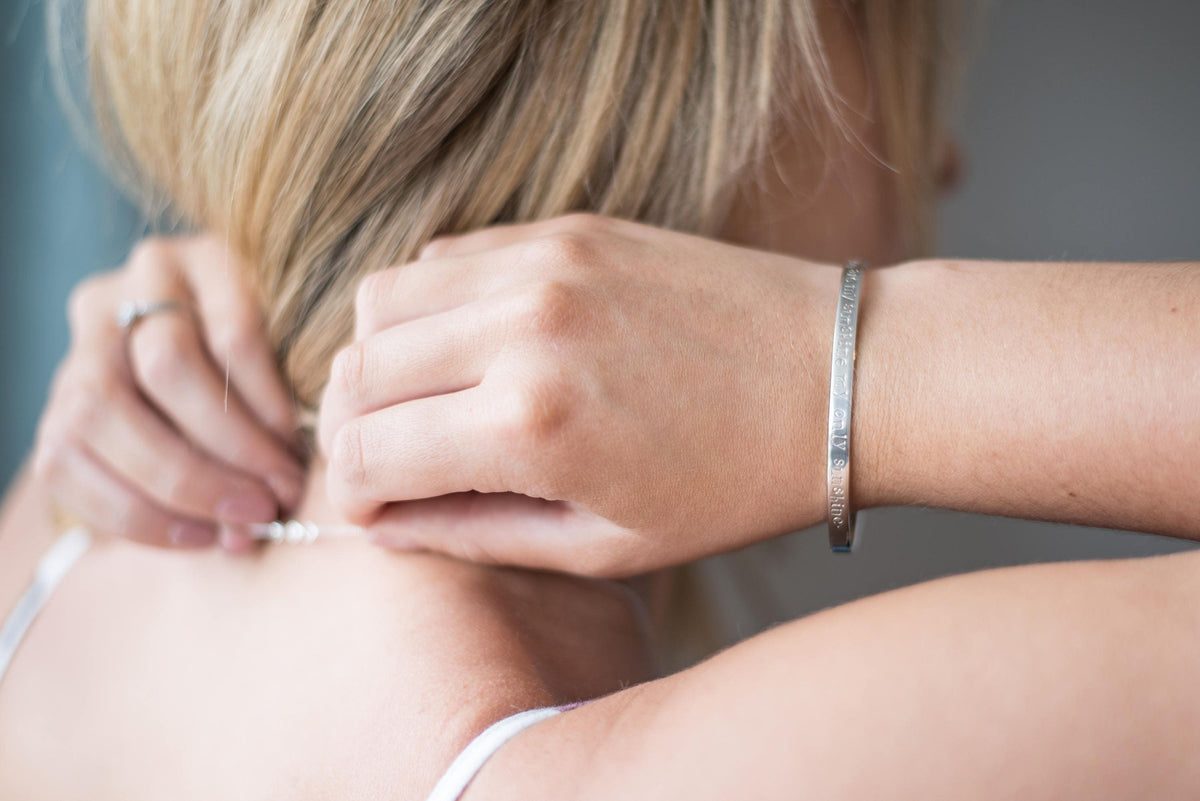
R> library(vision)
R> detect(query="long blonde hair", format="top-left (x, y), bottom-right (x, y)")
top-left (69, 0), bottom-right (952, 409)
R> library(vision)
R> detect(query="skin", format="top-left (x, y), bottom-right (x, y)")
top-left (475, 548), bottom-right (1200, 801)
top-left (28, 0), bottom-right (914, 562)
top-left (855, 258), bottom-right (1200, 534)
top-left (6, 462), bottom-right (1200, 800)
top-left (5, 5), bottom-right (1200, 799)
top-left (320, 225), bottom-right (1200, 576)
top-left (313, 23), bottom-right (1198, 574)
top-left (313, 6), bottom-right (939, 575)
top-left (317, 222), bottom-right (850, 574)
top-left (33, 237), bottom-right (304, 551)
top-left (0, 466), bottom-right (656, 799)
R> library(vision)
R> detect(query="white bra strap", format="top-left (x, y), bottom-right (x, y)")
top-left (0, 528), bottom-right (92, 687)
top-left (425, 706), bottom-right (562, 801)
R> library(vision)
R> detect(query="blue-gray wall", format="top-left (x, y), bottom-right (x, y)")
top-left (1, 0), bottom-right (142, 487)
top-left (2, 0), bottom-right (1196, 609)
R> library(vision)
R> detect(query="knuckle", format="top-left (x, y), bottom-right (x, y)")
top-left (210, 318), bottom-right (258, 362)
top-left (132, 324), bottom-right (193, 387)
top-left (135, 342), bottom-right (184, 387)
top-left (59, 390), bottom-right (100, 439)
top-left (156, 470), bottom-right (194, 510)
top-left (329, 422), bottom-right (369, 492)
top-left (127, 237), bottom-right (173, 275)
top-left (355, 271), bottom-right (392, 327)
top-left (419, 237), bottom-right (453, 260)
top-left (66, 272), bottom-right (113, 331)
top-left (512, 280), bottom-right (585, 341)
top-left (48, 354), bottom-right (85, 395)
top-left (524, 231), bottom-right (595, 272)
top-left (88, 367), bottom-right (125, 404)
top-left (135, 344), bottom-right (185, 388)
top-left (31, 434), bottom-right (69, 485)
top-left (191, 232), bottom-right (223, 249)
top-left (330, 342), bottom-right (366, 401)
top-left (495, 375), bottom-right (572, 448)
top-left (52, 372), bottom-right (113, 439)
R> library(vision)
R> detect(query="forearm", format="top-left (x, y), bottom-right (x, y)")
top-left (857, 259), bottom-right (1200, 537)
top-left (481, 549), bottom-right (1200, 800)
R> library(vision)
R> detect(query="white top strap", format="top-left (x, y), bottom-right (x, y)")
top-left (425, 706), bottom-right (562, 801)
top-left (0, 528), bottom-right (92, 687)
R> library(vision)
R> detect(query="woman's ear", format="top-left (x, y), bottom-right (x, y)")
top-left (935, 130), bottom-right (964, 194)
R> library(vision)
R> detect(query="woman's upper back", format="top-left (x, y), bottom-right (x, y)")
top-left (0, 467), bottom-right (653, 799)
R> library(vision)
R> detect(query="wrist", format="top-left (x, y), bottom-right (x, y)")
top-left (849, 258), bottom-right (937, 512)
top-left (771, 257), bottom-right (945, 534)
top-left (777, 258), bottom-right (923, 533)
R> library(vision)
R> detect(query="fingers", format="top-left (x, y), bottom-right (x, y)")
top-left (79, 379), bottom-right (279, 525)
top-left (368, 493), bottom-right (633, 577)
top-left (36, 354), bottom-right (280, 546)
top-left (181, 237), bottom-right (297, 440)
top-left (417, 213), bottom-right (624, 261)
top-left (325, 387), bottom-right (515, 523)
top-left (66, 269), bottom-right (123, 343)
top-left (326, 279), bottom-right (593, 522)
top-left (125, 237), bottom-right (304, 507)
top-left (42, 235), bottom-right (306, 551)
top-left (318, 300), bottom-right (509, 456)
top-left (359, 235), bottom-right (606, 340)
top-left (35, 442), bottom-right (216, 548)
top-left (356, 216), bottom-right (624, 338)
top-left (127, 311), bottom-right (306, 509)
top-left (354, 248), bottom-right (516, 338)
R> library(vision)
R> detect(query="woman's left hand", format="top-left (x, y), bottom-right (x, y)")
top-left (318, 215), bottom-right (854, 577)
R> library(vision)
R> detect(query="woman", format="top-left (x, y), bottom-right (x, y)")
top-left (5, 1), bottom-right (1200, 799)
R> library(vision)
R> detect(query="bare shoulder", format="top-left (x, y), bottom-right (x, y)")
top-left (0, 513), bottom-right (652, 800)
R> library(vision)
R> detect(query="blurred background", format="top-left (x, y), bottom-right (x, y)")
top-left (2, 0), bottom-right (1197, 618)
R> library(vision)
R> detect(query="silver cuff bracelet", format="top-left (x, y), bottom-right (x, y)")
top-left (827, 261), bottom-right (866, 552)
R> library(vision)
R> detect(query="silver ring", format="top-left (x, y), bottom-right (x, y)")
top-left (116, 300), bottom-right (184, 332)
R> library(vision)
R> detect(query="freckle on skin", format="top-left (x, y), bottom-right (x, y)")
top-left (1068, 491), bottom-right (1077, 498)
top-left (1169, 307), bottom-right (1178, 313)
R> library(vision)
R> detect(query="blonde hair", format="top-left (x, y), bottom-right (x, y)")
top-left (70, 0), bottom-right (951, 410)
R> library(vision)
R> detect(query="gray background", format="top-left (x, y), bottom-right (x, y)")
top-left (2, 0), bottom-right (1196, 610)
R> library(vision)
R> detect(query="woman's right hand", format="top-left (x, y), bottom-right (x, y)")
top-left (32, 236), bottom-right (305, 550)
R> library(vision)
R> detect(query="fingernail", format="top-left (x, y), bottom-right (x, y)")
top-left (169, 522), bottom-right (217, 548)
top-left (267, 474), bottom-right (305, 511)
top-left (216, 493), bottom-right (278, 524)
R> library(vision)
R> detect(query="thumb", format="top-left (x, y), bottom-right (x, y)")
top-left (368, 492), bottom-right (630, 577)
